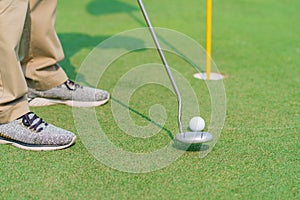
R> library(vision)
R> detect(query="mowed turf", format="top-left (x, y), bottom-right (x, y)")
top-left (0, 0), bottom-right (299, 199)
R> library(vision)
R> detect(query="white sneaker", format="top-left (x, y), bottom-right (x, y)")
top-left (28, 79), bottom-right (110, 107)
top-left (0, 112), bottom-right (76, 151)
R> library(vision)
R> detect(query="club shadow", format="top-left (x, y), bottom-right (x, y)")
top-left (111, 96), bottom-right (174, 140)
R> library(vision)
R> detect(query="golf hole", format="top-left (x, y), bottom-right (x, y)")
top-left (193, 72), bottom-right (225, 80)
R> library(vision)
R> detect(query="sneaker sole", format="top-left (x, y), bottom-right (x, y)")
top-left (29, 96), bottom-right (110, 107)
top-left (0, 136), bottom-right (76, 151)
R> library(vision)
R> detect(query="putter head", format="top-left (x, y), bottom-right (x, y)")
top-left (175, 132), bottom-right (213, 144)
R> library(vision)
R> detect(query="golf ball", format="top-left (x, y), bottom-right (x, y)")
top-left (189, 116), bottom-right (205, 131)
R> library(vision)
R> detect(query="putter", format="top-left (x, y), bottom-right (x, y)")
top-left (137, 0), bottom-right (213, 144)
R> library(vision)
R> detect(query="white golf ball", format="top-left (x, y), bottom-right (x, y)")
top-left (189, 116), bottom-right (205, 131)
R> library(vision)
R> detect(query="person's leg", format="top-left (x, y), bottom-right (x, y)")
top-left (23, 0), bottom-right (110, 107)
top-left (0, 0), bottom-right (30, 123)
top-left (22, 0), bottom-right (67, 90)
top-left (0, 0), bottom-right (76, 151)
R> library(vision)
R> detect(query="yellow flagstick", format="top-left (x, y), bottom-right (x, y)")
top-left (206, 0), bottom-right (212, 80)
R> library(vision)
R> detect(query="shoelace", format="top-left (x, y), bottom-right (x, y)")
top-left (64, 80), bottom-right (82, 91)
top-left (19, 112), bottom-right (48, 133)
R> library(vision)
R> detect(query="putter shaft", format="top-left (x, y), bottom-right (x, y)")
top-left (137, 0), bottom-right (183, 133)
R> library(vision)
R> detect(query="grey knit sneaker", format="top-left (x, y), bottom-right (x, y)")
top-left (0, 112), bottom-right (76, 151)
top-left (28, 80), bottom-right (110, 107)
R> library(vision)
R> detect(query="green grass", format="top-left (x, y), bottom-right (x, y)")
top-left (1, 0), bottom-right (299, 199)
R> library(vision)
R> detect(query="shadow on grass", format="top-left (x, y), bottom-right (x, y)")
top-left (111, 96), bottom-right (174, 140)
top-left (58, 0), bottom-right (204, 81)
top-left (57, 1), bottom-right (143, 79)
top-left (57, 32), bottom-right (146, 86)
top-left (58, 33), bottom-right (111, 80)
top-left (87, 0), bottom-right (138, 15)
top-left (87, 0), bottom-right (145, 26)
top-left (86, 0), bottom-right (205, 73)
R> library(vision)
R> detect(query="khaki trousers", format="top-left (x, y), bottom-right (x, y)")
top-left (0, 0), bottom-right (68, 123)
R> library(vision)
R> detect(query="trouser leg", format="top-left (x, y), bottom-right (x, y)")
top-left (22, 0), bottom-right (68, 91)
top-left (0, 0), bottom-right (30, 123)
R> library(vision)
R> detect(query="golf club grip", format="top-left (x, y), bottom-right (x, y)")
top-left (137, 0), bottom-right (183, 133)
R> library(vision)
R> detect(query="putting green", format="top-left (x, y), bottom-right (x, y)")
top-left (0, 0), bottom-right (298, 199)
